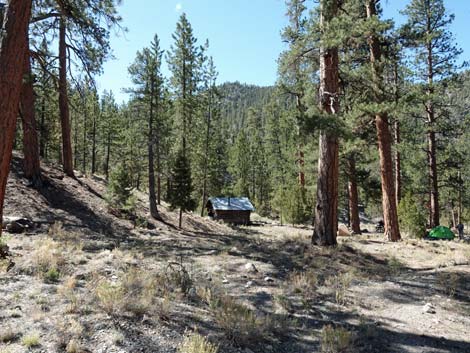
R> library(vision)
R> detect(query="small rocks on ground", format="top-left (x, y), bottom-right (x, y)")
top-left (244, 263), bottom-right (258, 273)
top-left (423, 303), bottom-right (436, 314)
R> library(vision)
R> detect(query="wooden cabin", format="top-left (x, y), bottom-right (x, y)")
top-left (206, 197), bottom-right (255, 225)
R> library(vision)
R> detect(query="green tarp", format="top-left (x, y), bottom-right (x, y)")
top-left (428, 226), bottom-right (455, 240)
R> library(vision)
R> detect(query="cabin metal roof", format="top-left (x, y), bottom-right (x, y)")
top-left (208, 197), bottom-right (255, 211)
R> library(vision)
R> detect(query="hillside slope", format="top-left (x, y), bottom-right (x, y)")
top-left (1, 155), bottom-right (470, 353)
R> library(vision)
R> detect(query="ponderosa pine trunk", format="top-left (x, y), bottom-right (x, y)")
top-left (58, 16), bottom-right (74, 177)
top-left (347, 156), bottom-right (361, 235)
top-left (20, 39), bottom-right (42, 187)
top-left (312, 0), bottom-right (340, 247)
top-left (393, 63), bottom-right (401, 206)
top-left (0, 0), bottom-right (32, 237)
top-left (366, 0), bottom-right (400, 241)
top-left (394, 120), bottom-right (401, 206)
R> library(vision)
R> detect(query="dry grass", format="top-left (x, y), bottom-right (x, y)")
top-left (178, 332), bottom-right (219, 353)
top-left (25, 237), bottom-right (69, 282)
top-left (92, 266), bottom-right (172, 318)
top-left (437, 272), bottom-right (460, 297)
top-left (324, 271), bottom-right (354, 305)
top-left (21, 332), bottom-right (41, 348)
top-left (0, 327), bottom-right (18, 343)
top-left (320, 325), bottom-right (353, 353)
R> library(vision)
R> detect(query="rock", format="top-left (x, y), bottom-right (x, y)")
top-left (244, 349), bottom-right (254, 353)
top-left (2, 216), bottom-right (35, 233)
top-left (222, 279), bottom-right (229, 284)
top-left (229, 246), bottom-right (241, 255)
top-left (244, 263), bottom-right (258, 273)
top-left (245, 281), bottom-right (254, 288)
top-left (6, 222), bottom-right (25, 234)
top-left (423, 303), bottom-right (436, 314)
top-left (337, 224), bottom-right (351, 237)
top-left (264, 276), bottom-right (274, 282)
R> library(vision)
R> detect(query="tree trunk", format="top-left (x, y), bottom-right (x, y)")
top-left (179, 208), bottom-right (183, 228)
top-left (312, 0), bottom-right (340, 247)
top-left (82, 99), bottom-right (87, 174)
top-left (0, 0), bottom-right (32, 237)
top-left (394, 120), bottom-right (401, 206)
top-left (148, 88), bottom-right (159, 220)
top-left (347, 156), bottom-right (361, 235)
top-left (428, 129), bottom-right (439, 227)
top-left (39, 91), bottom-right (46, 158)
top-left (20, 40), bottom-right (42, 187)
top-left (105, 132), bottom-right (111, 181)
top-left (200, 90), bottom-right (213, 217)
top-left (58, 16), bottom-right (74, 177)
top-left (458, 170), bottom-right (462, 225)
top-left (366, 0), bottom-right (400, 242)
top-left (425, 7), bottom-right (439, 228)
top-left (91, 105), bottom-right (97, 174)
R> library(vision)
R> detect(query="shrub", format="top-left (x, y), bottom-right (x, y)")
top-left (29, 238), bottom-right (66, 281)
top-left (324, 272), bottom-right (354, 305)
top-left (272, 184), bottom-right (311, 225)
top-left (398, 193), bottom-right (427, 238)
top-left (212, 294), bottom-right (271, 347)
top-left (21, 332), bottom-right (40, 348)
top-left (178, 332), bottom-right (218, 353)
top-left (320, 325), bottom-right (353, 353)
top-left (95, 281), bottom-right (125, 315)
top-left (106, 163), bottom-right (134, 210)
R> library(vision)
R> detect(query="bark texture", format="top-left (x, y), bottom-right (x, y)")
top-left (366, 0), bottom-right (401, 241)
top-left (58, 16), bottom-right (74, 177)
top-left (0, 0), bottom-right (33, 237)
top-left (312, 0), bottom-right (340, 246)
top-left (20, 40), bottom-right (42, 187)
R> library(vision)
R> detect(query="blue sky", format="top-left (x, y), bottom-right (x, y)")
top-left (96, 0), bottom-right (470, 103)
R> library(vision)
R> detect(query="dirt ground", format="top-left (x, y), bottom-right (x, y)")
top-left (1, 157), bottom-right (470, 353)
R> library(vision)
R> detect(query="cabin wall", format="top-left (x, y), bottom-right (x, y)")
top-left (214, 210), bottom-right (251, 225)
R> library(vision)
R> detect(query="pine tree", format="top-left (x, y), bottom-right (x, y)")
top-left (169, 149), bottom-right (196, 228)
top-left (0, 0), bottom-right (32, 238)
top-left (167, 13), bottom-right (203, 156)
top-left (313, 0), bottom-right (341, 246)
top-left (401, 0), bottom-right (464, 228)
top-left (365, 0), bottom-right (401, 241)
top-left (128, 34), bottom-right (165, 220)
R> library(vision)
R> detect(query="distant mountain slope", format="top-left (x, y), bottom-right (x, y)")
top-left (218, 81), bottom-right (275, 133)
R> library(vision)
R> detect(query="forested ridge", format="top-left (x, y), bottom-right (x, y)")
top-left (1, 1), bottom-right (470, 352)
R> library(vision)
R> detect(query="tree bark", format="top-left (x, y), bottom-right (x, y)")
top-left (0, 0), bottom-right (33, 237)
top-left (394, 120), bottom-right (401, 206)
top-left (312, 0), bottom-right (340, 247)
top-left (20, 39), bottom-right (42, 187)
top-left (179, 208), bottom-right (183, 229)
top-left (105, 131), bottom-right (111, 181)
top-left (347, 156), bottom-right (361, 234)
top-left (366, 0), bottom-right (401, 242)
top-left (58, 16), bottom-right (74, 177)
